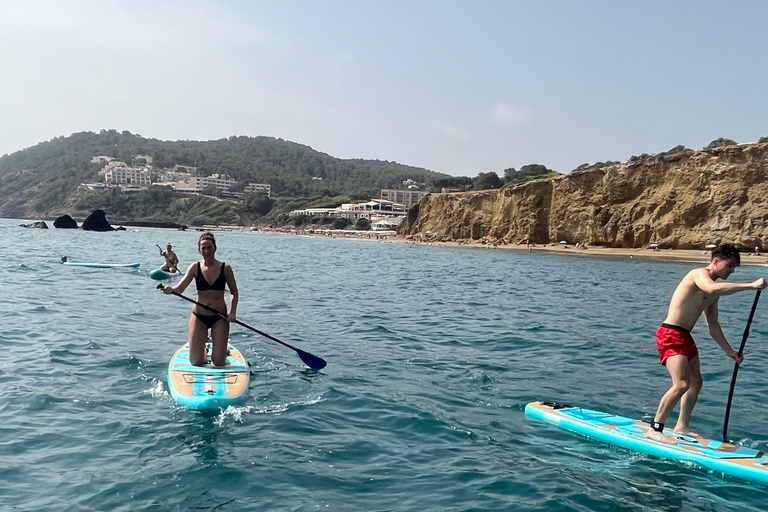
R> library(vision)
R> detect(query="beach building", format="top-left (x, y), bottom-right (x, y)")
top-left (91, 155), bottom-right (114, 164)
top-left (380, 189), bottom-right (429, 211)
top-left (290, 198), bottom-right (407, 220)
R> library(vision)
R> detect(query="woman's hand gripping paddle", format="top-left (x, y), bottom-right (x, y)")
top-left (158, 284), bottom-right (327, 370)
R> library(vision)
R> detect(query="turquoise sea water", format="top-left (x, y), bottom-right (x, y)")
top-left (3, 218), bottom-right (768, 511)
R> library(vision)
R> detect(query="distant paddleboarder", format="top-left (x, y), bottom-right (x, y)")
top-left (158, 243), bottom-right (179, 273)
top-left (60, 256), bottom-right (67, 263)
top-left (647, 244), bottom-right (767, 445)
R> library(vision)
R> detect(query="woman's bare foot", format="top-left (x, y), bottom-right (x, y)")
top-left (673, 427), bottom-right (702, 439)
top-left (646, 428), bottom-right (678, 445)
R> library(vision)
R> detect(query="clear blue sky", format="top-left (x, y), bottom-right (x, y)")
top-left (1, 0), bottom-right (766, 176)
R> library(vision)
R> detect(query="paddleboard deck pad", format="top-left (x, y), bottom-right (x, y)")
top-left (168, 343), bottom-right (250, 411)
top-left (150, 268), bottom-right (178, 280)
top-left (63, 262), bottom-right (140, 268)
top-left (525, 401), bottom-right (768, 486)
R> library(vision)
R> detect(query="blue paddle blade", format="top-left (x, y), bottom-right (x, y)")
top-left (298, 349), bottom-right (327, 370)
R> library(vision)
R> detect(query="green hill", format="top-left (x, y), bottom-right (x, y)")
top-left (0, 130), bottom-right (448, 224)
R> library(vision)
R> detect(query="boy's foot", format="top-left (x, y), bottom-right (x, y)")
top-left (673, 428), bottom-right (702, 439)
top-left (646, 428), bottom-right (678, 445)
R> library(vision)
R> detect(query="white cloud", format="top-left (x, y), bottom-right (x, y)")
top-left (490, 103), bottom-right (532, 126)
top-left (429, 121), bottom-right (470, 142)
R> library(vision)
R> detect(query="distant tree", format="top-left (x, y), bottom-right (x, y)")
top-left (472, 172), bottom-right (502, 190)
top-left (243, 192), bottom-right (274, 216)
top-left (229, 181), bottom-right (248, 193)
top-left (503, 164), bottom-right (554, 183)
top-left (429, 176), bottom-right (473, 192)
top-left (201, 185), bottom-right (220, 197)
top-left (332, 217), bottom-right (350, 229)
top-left (355, 218), bottom-right (371, 230)
top-left (706, 138), bottom-right (738, 149)
top-left (759, 136), bottom-right (768, 144)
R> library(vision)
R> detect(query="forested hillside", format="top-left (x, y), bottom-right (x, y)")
top-left (0, 130), bottom-right (448, 223)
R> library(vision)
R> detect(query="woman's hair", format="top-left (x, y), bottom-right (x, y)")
top-left (198, 231), bottom-right (217, 250)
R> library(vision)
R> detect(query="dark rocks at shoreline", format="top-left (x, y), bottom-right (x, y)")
top-left (81, 210), bottom-right (115, 231)
top-left (120, 220), bottom-right (188, 230)
top-left (53, 215), bottom-right (78, 229)
top-left (19, 221), bottom-right (48, 229)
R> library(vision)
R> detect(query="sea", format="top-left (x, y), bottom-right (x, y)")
top-left (2, 217), bottom-right (768, 512)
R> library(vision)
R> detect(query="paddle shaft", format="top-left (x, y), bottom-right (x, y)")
top-left (158, 285), bottom-right (327, 370)
top-left (722, 290), bottom-right (761, 442)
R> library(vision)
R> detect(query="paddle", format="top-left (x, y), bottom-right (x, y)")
top-left (157, 284), bottom-right (327, 370)
top-left (722, 290), bottom-right (761, 442)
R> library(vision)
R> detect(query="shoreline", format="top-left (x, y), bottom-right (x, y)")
top-left (249, 228), bottom-right (768, 266)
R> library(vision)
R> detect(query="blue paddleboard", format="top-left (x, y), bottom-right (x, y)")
top-left (150, 268), bottom-right (178, 280)
top-left (63, 262), bottom-right (140, 268)
top-left (167, 343), bottom-right (250, 411)
top-left (525, 401), bottom-right (768, 487)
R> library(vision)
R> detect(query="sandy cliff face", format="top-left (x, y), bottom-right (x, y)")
top-left (399, 143), bottom-right (768, 249)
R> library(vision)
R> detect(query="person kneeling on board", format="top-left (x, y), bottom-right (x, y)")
top-left (162, 232), bottom-right (238, 367)
top-left (159, 243), bottom-right (179, 273)
top-left (648, 244), bottom-right (767, 445)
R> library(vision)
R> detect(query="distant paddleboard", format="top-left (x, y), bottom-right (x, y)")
top-left (167, 343), bottom-right (250, 411)
top-left (525, 401), bottom-right (768, 486)
top-left (63, 262), bottom-right (140, 268)
top-left (150, 268), bottom-right (178, 280)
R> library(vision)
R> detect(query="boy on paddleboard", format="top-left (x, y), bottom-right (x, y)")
top-left (647, 244), bottom-right (767, 445)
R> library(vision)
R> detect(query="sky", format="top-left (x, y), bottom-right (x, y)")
top-left (1, 0), bottom-right (767, 176)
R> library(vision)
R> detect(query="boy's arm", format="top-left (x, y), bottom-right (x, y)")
top-left (693, 271), bottom-right (765, 296)
top-left (704, 302), bottom-right (742, 362)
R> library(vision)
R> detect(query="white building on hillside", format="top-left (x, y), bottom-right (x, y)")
top-left (380, 189), bottom-right (429, 211)
top-left (244, 183), bottom-right (271, 197)
top-left (104, 166), bottom-right (152, 187)
top-left (173, 174), bottom-right (236, 194)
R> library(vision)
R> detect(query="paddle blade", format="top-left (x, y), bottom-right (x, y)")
top-left (297, 349), bottom-right (327, 370)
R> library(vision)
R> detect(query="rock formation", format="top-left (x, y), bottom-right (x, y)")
top-left (81, 210), bottom-right (115, 232)
top-left (399, 142), bottom-right (768, 250)
top-left (19, 221), bottom-right (48, 229)
top-left (53, 215), bottom-right (78, 229)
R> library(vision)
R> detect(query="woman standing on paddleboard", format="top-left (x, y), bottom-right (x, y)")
top-left (162, 232), bottom-right (238, 366)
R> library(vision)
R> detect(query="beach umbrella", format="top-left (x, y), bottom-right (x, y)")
top-left (706, 244), bottom-right (717, 249)
top-left (559, 240), bottom-right (567, 245)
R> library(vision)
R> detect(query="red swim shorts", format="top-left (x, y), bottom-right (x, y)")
top-left (656, 324), bottom-right (698, 365)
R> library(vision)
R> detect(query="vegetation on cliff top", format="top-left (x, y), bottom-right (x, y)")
top-left (0, 130), bottom-right (449, 223)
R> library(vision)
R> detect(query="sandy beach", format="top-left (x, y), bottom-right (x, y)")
top-left (207, 226), bottom-right (768, 266)
top-left (409, 239), bottom-right (768, 266)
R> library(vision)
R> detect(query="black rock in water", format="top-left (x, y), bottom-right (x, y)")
top-left (81, 210), bottom-right (115, 231)
top-left (19, 221), bottom-right (48, 229)
top-left (53, 215), bottom-right (78, 229)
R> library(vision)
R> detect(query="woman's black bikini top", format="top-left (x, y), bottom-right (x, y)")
top-left (195, 261), bottom-right (226, 291)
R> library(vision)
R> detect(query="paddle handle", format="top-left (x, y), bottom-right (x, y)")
top-left (722, 290), bottom-right (761, 442)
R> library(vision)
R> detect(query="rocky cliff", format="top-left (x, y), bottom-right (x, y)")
top-left (399, 143), bottom-right (768, 249)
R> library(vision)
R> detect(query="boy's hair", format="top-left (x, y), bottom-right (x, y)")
top-left (711, 243), bottom-right (740, 266)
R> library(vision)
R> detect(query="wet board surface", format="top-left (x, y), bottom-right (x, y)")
top-left (167, 342), bottom-right (250, 411)
top-left (525, 401), bottom-right (768, 487)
